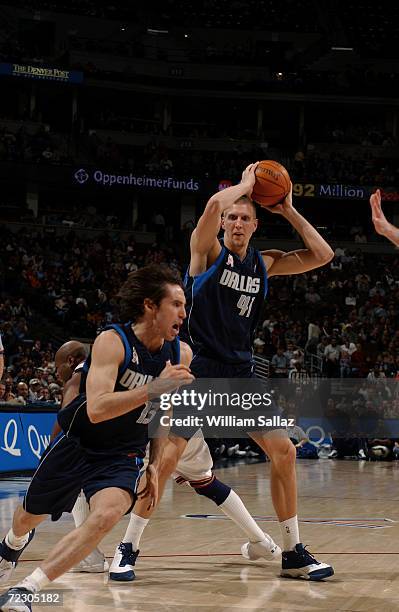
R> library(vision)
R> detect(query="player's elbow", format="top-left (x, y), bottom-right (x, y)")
top-left (316, 246), bottom-right (334, 265)
top-left (205, 197), bottom-right (222, 215)
top-left (87, 402), bottom-right (103, 424)
top-left (324, 247), bottom-right (335, 263)
top-left (87, 409), bottom-right (100, 424)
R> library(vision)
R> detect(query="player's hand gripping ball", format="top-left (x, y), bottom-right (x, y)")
top-left (251, 160), bottom-right (291, 207)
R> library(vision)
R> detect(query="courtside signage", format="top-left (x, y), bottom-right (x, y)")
top-left (0, 411), bottom-right (56, 473)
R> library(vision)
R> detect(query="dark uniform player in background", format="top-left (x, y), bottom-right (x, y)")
top-left (52, 341), bottom-right (109, 574)
top-left (0, 265), bottom-right (193, 611)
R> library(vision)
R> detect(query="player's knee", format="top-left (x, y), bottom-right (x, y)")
top-left (90, 506), bottom-right (124, 533)
top-left (270, 440), bottom-right (296, 472)
top-left (190, 476), bottom-right (231, 506)
top-left (159, 453), bottom-right (179, 478)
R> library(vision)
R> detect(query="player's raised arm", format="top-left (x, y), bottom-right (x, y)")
top-left (262, 183), bottom-right (334, 276)
top-left (370, 188), bottom-right (399, 247)
top-left (190, 163), bottom-right (259, 258)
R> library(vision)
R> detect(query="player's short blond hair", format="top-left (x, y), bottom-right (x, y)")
top-left (223, 196), bottom-right (257, 218)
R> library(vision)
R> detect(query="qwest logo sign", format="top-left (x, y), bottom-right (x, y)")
top-left (1, 419), bottom-right (21, 456)
top-left (0, 412), bottom-right (56, 472)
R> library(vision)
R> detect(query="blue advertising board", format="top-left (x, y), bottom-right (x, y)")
top-left (0, 409), bottom-right (57, 473)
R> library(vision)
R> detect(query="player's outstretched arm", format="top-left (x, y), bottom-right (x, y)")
top-left (370, 189), bottom-right (399, 246)
top-left (262, 183), bottom-right (334, 276)
top-left (190, 163), bottom-right (258, 261)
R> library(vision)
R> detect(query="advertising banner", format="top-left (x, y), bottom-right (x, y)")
top-left (0, 62), bottom-right (83, 84)
top-left (0, 409), bottom-right (57, 473)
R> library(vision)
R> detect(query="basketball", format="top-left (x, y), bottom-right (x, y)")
top-left (252, 160), bottom-right (291, 207)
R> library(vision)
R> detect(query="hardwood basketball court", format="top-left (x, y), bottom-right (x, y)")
top-left (1, 459), bottom-right (398, 611)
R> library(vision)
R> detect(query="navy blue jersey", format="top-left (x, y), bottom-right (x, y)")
top-left (57, 323), bottom-right (180, 456)
top-left (181, 242), bottom-right (267, 364)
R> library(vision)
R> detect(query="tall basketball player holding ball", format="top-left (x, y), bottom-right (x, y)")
top-left (178, 160), bottom-right (335, 579)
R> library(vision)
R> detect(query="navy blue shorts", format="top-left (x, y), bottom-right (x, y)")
top-left (23, 433), bottom-right (143, 521)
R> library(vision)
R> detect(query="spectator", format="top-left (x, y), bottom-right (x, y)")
top-left (271, 347), bottom-right (290, 377)
top-left (253, 331), bottom-right (265, 354)
top-left (15, 381), bottom-right (29, 404)
top-left (367, 366), bottom-right (386, 382)
top-left (29, 378), bottom-right (42, 401)
top-left (38, 387), bottom-right (52, 402)
top-left (324, 338), bottom-right (341, 377)
top-left (304, 286), bottom-right (321, 305)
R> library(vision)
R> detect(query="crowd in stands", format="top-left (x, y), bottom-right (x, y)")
top-left (0, 112), bottom-right (398, 189)
top-left (0, 124), bottom-right (73, 165)
top-left (257, 248), bottom-right (399, 379)
top-left (0, 297), bottom-right (61, 405)
top-left (290, 148), bottom-right (399, 187)
top-left (0, 225), bottom-right (180, 340)
top-left (2, 222), bottom-right (399, 460)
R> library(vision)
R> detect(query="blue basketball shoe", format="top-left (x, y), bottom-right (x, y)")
top-left (281, 544), bottom-right (334, 580)
top-left (109, 543), bottom-right (139, 581)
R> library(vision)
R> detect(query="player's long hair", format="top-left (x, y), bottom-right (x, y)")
top-left (117, 264), bottom-right (183, 322)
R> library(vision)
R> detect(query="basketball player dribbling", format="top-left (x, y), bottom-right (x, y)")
top-left (117, 162), bottom-right (335, 580)
top-left (0, 265), bottom-right (193, 611)
top-left (49, 343), bottom-right (283, 583)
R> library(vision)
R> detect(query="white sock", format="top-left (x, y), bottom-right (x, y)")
top-left (5, 528), bottom-right (29, 550)
top-left (72, 491), bottom-right (90, 528)
top-left (219, 490), bottom-right (267, 543)
top-left (280, 516), bottom-right (300, 551)
top-left (16, 568), bottom-right (50, 593)
top-left (122, 513), bottom-right (149, 551)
